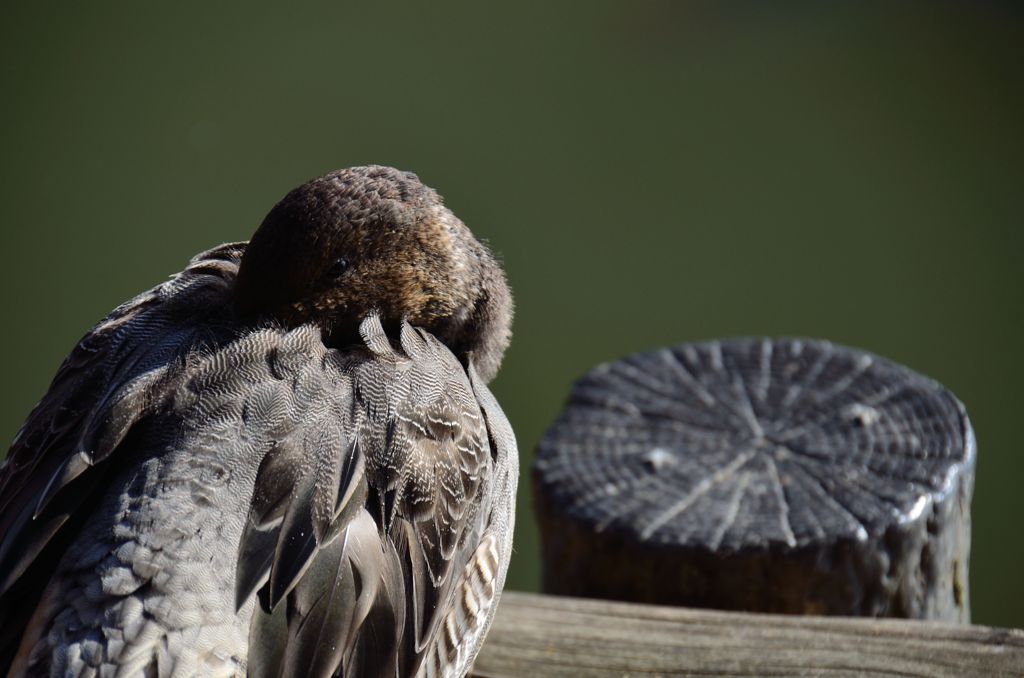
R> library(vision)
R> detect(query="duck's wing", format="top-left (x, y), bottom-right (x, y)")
top-left (241, 314), bottom-right (516, 678)
top-left (0, 243), bottom-right (245, 668)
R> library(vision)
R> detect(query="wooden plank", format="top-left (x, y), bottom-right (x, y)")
top-left (474, 592), bottom-right (1024, 677)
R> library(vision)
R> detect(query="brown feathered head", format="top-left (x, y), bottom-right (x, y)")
top-left (234, 166), bottom-right (512, 382)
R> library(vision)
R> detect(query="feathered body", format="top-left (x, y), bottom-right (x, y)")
top-left (0, 167), bottom-right (517, 677)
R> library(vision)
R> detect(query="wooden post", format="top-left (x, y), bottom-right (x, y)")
top-left (533, 338), bottom-right (974, 621)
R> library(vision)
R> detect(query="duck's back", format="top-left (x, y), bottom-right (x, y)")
top-left (15, 403), bottom-right (262, 676)
top-left (1, 244), bottom-right (243, 673)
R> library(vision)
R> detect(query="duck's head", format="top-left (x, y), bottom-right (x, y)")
top-left (234, 165), bottom-right (512, 382)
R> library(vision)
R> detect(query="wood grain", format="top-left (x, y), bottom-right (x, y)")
top-left (474, 592), bottom-right (1024, 677)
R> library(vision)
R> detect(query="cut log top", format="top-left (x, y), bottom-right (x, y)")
top-left (533, 338), bottom-right (975, 620)
top-left (535, 338), bottom-right (973, 548)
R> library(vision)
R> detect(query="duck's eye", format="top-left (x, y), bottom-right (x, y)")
top-left (328, 257), bottom-right (351, 277)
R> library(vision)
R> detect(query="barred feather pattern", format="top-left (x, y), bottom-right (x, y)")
top-left (0, 244), bottom-right (518, 678)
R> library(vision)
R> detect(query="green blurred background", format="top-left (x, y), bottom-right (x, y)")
top-left (1, 2), bottom-right (1021, 627)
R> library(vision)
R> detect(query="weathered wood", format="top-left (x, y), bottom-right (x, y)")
top-left (474, 592), bottom-right (1024, 677)
top-left (534, 338), bottom-right (975, 620)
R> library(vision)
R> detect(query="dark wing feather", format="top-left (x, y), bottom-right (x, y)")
top-left (242, 313), bottom-right (502, 678)
top-left (0, 243), bottom-right (245, 670)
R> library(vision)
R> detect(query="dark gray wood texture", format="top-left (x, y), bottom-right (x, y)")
top-left (473, 592), bottom-right (1024, 677)
top-left (534, 339), bottom-right (975, 620)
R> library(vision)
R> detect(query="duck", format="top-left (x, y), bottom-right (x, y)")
top-left (0, 165), bottom-right (517, 678)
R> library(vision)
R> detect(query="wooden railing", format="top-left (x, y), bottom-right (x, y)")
top-left (474, 592), bottom-right (1024, 677)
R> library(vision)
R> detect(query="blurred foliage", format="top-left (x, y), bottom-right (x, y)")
top-left (1, 2), bottom-right (1021, 627)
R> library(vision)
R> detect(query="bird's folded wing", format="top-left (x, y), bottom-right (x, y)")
top-left (0, 243), bottom-right (246, 668)
top-left (242, 314), bottom-right (498, 678)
